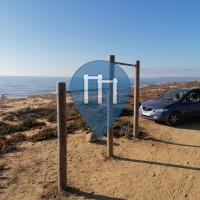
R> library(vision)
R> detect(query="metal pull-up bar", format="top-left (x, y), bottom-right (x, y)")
top-left (114, 61), bottom-right (136, 67)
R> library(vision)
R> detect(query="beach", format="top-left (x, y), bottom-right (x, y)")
top-left (0, 81), bottom-right (200, 200)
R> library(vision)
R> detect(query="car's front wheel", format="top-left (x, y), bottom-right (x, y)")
top-left (167, 112), bottom-right (181, 126)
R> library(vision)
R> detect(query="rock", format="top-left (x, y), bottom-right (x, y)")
top-left (1, 95), bottom-right (7, 101)
top-left (86, 132), bottom-right (98, 142)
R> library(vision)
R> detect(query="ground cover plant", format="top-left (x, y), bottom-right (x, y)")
top-left (1, 107), bottom-right (56, 121)
top-left (27, 127), bottom-right (57, 142)
top-left (0, 119), bottom-right (46, 136)
top-left (0, 133), bottom-right (26, 153)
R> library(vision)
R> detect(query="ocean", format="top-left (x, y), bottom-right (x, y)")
top-left (0, 76), bottom-right (199, 99)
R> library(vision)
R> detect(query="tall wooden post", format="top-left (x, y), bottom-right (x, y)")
top-left (107, 55), bottom-right (115, 157)
top-left (57, 82), bottom-right (67, 190)
top-left (133, 61), bottom-right (140, 138)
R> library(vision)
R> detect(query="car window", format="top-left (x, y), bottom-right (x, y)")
top-left (185, 91), bottom-right (200, 103)
top-left (155, 90), bottom-right (187, 102)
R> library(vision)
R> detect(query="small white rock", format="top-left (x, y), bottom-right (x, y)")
top-left (86, 132), bottom-right (98, 142)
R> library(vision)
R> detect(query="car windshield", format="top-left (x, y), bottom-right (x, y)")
top-left (155, 89), bottom-right (188, 102)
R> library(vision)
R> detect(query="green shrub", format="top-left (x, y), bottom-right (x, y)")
top-left (2, 107), bottom-right (56, 121)
top-left (19, 119), bottom-right (46, 130)
top-left (47, 113), bottom-right (57, 123)
top-left (113, 119), bottom-right (147, 138)
top-left (67, 118), bottom-right (90, 133)
top-left (0, 133), bottom-right (26, 154)
top-left (113, 120), bottom-right (133, 138)
top-left (0, 119), bottom-right (46, 136)
top-left (0, 123), bottom-right (13, 135)
top-left (27, 127), bottom-right (57, 142)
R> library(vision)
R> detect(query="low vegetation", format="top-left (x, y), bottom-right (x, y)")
top-left (2, 81), bottom-right (198, 154)
top-left (47, 112), bottom-right (57, 123)
top-left (1, 107), bottom-right (56, 121)
top-left (0, 133), bottom-right (26, 153)
top-left (0, 127), bottom-right (58, 153)
top-left (27, 127), bottom-right (57, 142)
top-left (113, 119), bottom-right (147, 138)
top-left (120, 107), bottom-right (134, 117)
top-left (0, 119), bottom-right (46, 136)
top-left (68, 118), bottom-right (90, 133)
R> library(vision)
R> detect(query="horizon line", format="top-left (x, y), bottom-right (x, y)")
top-left (0, 75), bottom-right (200, 79)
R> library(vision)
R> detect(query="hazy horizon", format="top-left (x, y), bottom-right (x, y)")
top-left (0, 75), bottom-right (200, 79)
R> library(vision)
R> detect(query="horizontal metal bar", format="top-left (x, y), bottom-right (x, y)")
top-left (114, 61), bottom-right (136, 67)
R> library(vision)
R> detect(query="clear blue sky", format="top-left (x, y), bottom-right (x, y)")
top-left (0, 0), bottom-right (200, 77)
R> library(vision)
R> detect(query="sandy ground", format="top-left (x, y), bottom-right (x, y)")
top-left (0, 84), bottom-right (200, 200)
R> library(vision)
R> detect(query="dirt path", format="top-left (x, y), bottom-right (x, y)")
top-left (1, 118), bottom-right (200, 200)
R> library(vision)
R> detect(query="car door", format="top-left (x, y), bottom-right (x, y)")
top-left (197, 89), bottom-right (200, 116)
top-left (181, 89), bottom-right (200, 118)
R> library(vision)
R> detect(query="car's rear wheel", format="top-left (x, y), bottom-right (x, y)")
top-left (167, 112), bottom-right (181, 126)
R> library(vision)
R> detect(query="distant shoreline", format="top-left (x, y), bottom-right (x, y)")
top-left (0, 76), bottom-right (199, 99)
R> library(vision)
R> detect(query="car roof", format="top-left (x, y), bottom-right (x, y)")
top-left (170, 87), bottom-right (199, 92)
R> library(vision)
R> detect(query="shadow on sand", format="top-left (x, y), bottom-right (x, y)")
top-left (114, 156), bottom-right (200, 171)
top-left (157, 118), bottom-right (200, 131)
top-left (0, 162), bottom-right (10, 194)
top-left (66, 186), bottom-right (125, 200)
top-left (95, 139), bottom-right (120, 146)
top-left (176, 118), bottom-right (200, 131)
top-left (143, 137), bottom-right (200, 148)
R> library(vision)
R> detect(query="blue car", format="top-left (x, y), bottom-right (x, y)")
top-left (139, 87), bottom-right (200, 126)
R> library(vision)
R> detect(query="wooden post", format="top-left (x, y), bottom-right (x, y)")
top-left (57, 82), bottom-right (67, 190)
top-left (107, 55), bottom-right (115, 157)
top-left (133, 61), bottom-right (140, 138)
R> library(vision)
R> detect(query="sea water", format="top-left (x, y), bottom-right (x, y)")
top-left (0, 76), bottom-right (199, 99)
